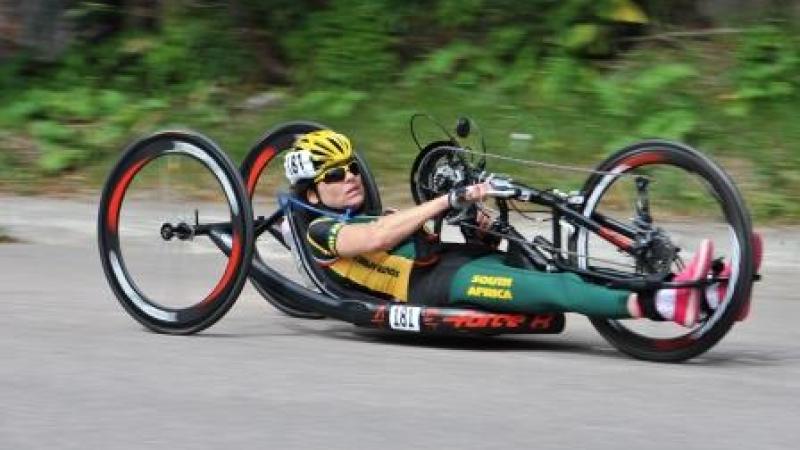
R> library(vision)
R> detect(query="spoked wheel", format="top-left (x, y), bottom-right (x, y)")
top-left (240, 122), bottom-right (327, 319)
top-left (410, 143), bottom-right (508, 241)
top-left (98, 131), bottom-right (254, 334)
top-left (410, 142), bottom-right (471, 205)
top-left (571, 140), bottom-right (755, 362)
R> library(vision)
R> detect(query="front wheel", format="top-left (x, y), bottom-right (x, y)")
top-left (98, 131), bottom-right (254, 334)
top-left (572, 140), bottom-right (754, 362)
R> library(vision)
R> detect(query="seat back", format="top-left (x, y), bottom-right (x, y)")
top-left (282, 151), bottom-right (387, 301)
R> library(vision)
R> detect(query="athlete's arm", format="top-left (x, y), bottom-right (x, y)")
top-left (334, 183), bottom-right (489, 257)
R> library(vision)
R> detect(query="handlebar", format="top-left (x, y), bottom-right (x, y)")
top-left (482, 174), bottom-right (518, 199)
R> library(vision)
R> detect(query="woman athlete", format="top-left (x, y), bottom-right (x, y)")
top-left (283, 130), bottom-right (761, 327)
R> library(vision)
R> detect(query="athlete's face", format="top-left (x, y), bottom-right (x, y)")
top-left (310, 163), bottom-right (365, 210)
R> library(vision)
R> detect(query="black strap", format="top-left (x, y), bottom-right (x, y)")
top-left (637, 291), bottom-right (665, 321)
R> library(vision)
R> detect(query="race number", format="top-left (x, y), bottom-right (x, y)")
top-left (389, 305), bottom-right (422, 332)
top-left (284, 150), bottom-right (316, 183)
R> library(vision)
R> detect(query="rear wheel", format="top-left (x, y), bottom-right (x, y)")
top-left (98, 131), bottom-right (254, 334)
top-left (241, 122), bottom-right (384, 318)
top-left (572, 140), bottom-right (754, 362)
top-left (240, 122), bottom-right (327, 319)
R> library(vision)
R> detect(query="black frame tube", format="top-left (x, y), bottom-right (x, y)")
top-left (194, 194), bottom-right (711, 296)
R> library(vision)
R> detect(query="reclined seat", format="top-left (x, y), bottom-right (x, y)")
top-left (281, 151), bottom-right (388, 302)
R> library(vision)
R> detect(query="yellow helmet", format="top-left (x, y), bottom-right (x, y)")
top-left (284, 130), bottom-right (354, 185)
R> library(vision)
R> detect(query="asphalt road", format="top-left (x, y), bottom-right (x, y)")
top-left (1, 195), bottom-right (799, 450)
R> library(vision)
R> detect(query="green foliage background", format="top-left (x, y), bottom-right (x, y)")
top-left (1, 0), bottom-right (799, 220)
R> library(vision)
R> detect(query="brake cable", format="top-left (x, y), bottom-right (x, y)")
top-left (449, 147), bottom-right (651, 180)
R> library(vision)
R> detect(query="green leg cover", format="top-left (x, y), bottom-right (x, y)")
top-left (448, 254), bottom-right (632, 318)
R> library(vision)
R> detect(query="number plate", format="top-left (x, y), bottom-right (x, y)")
top-left (388, 305), bottom-right (422, 332)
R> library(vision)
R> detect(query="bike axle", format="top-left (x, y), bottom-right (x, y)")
top-left (160, 222), bottom-right (194, 241)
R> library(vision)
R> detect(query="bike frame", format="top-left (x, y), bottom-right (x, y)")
top-left (496, 182), bottom-right (722, 291)
top-left (182, 178), bottom-right (718, 314)
top-left (185, 205), bottom-right (566, 335)
top-left (151, 141), bottom-right (729, 337)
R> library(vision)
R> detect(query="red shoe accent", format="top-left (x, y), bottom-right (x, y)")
top-left (656, 239), bottom-right (714, 327)
top-left (707, 232), bottom-right (763, 321)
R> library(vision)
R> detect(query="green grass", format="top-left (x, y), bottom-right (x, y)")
top-left (2, 81), bottom-right (798, 223)
top-left (1, 38), bottom-right (799, 223)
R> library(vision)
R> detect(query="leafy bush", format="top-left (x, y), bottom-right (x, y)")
top-left (0, 3), bottom-right (250, 175)
top-left (138, 15), bottom-right (252, 91)
top-left (294, 90), bottom-right (368, 119)
top-left (727, 25), bottom-right (800, 116)
top-left (588, 61), bottom-right (700, 147)
top-left (2, 1), bottom-right (800, 220)
top-left (283, 0), bottom-right (398, 89)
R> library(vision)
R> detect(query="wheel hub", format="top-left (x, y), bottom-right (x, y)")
top-left (636, 228), bottom-right (678, 275)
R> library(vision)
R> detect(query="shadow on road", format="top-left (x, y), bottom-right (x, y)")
top-left (189, 316), bottom-right (799, 367)
top-left (274, 319), bottom-right (631, 360)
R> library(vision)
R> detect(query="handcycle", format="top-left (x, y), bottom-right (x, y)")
top-left (97, 116), bottom-right (759, 362)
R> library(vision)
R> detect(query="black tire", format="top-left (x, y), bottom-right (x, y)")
top-left (98, 131), bottom-right (254, 334)
top-left (240, 122), bottom-right (328, 319)
top-left (409, 141), bottom-right (464, 204)
top-left (573, 140), bottom-right (754, 362)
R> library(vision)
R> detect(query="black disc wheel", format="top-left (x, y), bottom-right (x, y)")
top-left (98, 131), bottom-right (254, 334)
top-left (571, 140), bottom-right (754, 362)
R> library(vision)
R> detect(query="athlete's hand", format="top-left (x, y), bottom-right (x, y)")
top-left (468, 182), bottom-right (491, 202)
top-left (448, 182), bottom-right (491, 209)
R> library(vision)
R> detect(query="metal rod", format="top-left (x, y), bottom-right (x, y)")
top-left (451, 147), bottom-right (649, 179)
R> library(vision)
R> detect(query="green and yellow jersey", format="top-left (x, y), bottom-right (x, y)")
top-left (306, 215), bottom-right (438, 301)
top-left (305, 214), bottom-right (631, 318)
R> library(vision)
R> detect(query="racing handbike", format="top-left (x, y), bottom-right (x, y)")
top-left (97, 117), bottom-right (759, 362)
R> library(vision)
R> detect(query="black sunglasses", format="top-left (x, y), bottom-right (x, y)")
top-left (317, 160), bottom-right (361, 184)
